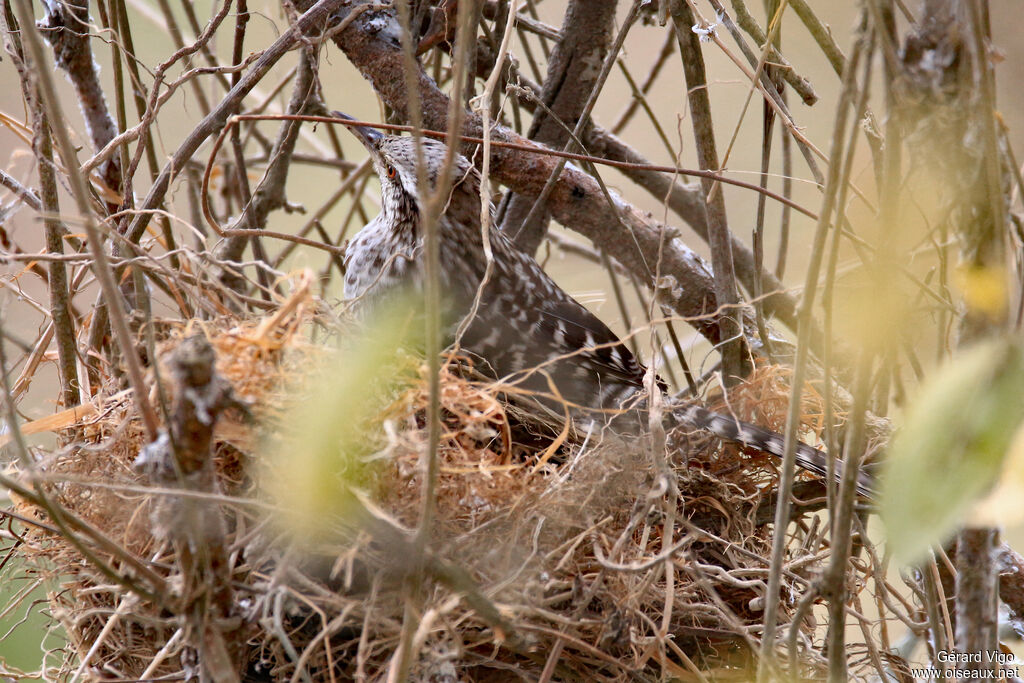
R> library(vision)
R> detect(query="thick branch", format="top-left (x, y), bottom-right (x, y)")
top-left (38, 0), bottom-right (121, 191)
top-left (473, 46), bottom-right (817, 355)
top-left (955, 528), bottom-right (999, 671)
top-left (584, 125), bottom-right (806, 349)
top-left (134, 334), bottom-right (240, 680)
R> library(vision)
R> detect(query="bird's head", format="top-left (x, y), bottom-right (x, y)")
top-left (335, 112), bottom-right (475, 220)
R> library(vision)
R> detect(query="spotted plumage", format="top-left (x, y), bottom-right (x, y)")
top-left (342, 122), bottom-right (646, 416)
top-left (339, 115), bottom-right (872, 498)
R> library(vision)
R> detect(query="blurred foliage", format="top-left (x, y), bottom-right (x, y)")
top-left (955, 264), bottom-right (1010, 320)
top-left (265, 300), bottom-right (424, 541)
top-left (881, 337), bottom-right (1024, 564)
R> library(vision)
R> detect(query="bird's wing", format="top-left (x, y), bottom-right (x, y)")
top-left (495, 245), bottom-right (650, 389)
top-left (530, 299), bottom-right (649, 387)
top-left (447, 213), bottom-right (655, 401)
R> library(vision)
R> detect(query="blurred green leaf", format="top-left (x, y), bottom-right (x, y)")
top-left (881, 338), bottom-right (1024, 565)
top-left (265, 299), bottom-right (423, 541)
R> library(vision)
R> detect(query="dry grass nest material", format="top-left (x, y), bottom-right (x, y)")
top-left (4, 300), bottom-right (848, 682)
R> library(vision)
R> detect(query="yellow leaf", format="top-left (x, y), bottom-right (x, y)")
top-left (954, 265), bottom-right (1008, 318)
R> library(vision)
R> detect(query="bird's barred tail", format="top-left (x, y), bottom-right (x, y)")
top-left (666, 403), bottom-right (875, 499)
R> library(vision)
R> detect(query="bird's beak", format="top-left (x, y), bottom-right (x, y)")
top-left (334, 111), bottom-right (384, 158)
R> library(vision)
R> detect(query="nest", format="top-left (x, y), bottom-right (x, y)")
top-left (2, 290), bottom-right (878, 682)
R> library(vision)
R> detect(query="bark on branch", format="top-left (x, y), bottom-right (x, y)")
top-left (38, 0), bottom-right (121, 192)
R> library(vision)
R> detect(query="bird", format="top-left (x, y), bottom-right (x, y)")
top-left (337, 113), bottom-right (873, 498)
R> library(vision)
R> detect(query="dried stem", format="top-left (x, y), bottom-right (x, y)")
top-left (2, 6), bottom-right (80, 406)
top-left (757, 13), bottom-right (869, 677)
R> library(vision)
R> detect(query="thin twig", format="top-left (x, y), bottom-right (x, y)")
top-left (121, 0), bottom-right (354, 247)
top-left (757, 13), bottom-right (869, 678)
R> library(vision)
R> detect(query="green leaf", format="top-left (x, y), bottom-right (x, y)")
top-left (264, 298), bottom-right (424, 541)
top-left (881, 338), bottom-right (1024, 565)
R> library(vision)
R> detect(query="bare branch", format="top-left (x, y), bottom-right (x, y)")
top-left (1, 3), bottom-right (80, 406)
top-left (38, 0), bottom-right (121, 190)
top-left (669, 0), bottom-right (747, 382)
top-left (9, 0), bottom-right (157, 437)
top-left (496, 0), bottom-right (617, 253)
top-left (724, 0), bottom-right (820, 105)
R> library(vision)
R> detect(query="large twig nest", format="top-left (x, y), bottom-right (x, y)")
top-left (4, 289), bottom-right (853, 681)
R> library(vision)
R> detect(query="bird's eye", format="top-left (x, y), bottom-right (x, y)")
top-left (386, 165), bottom-right (397, 179)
